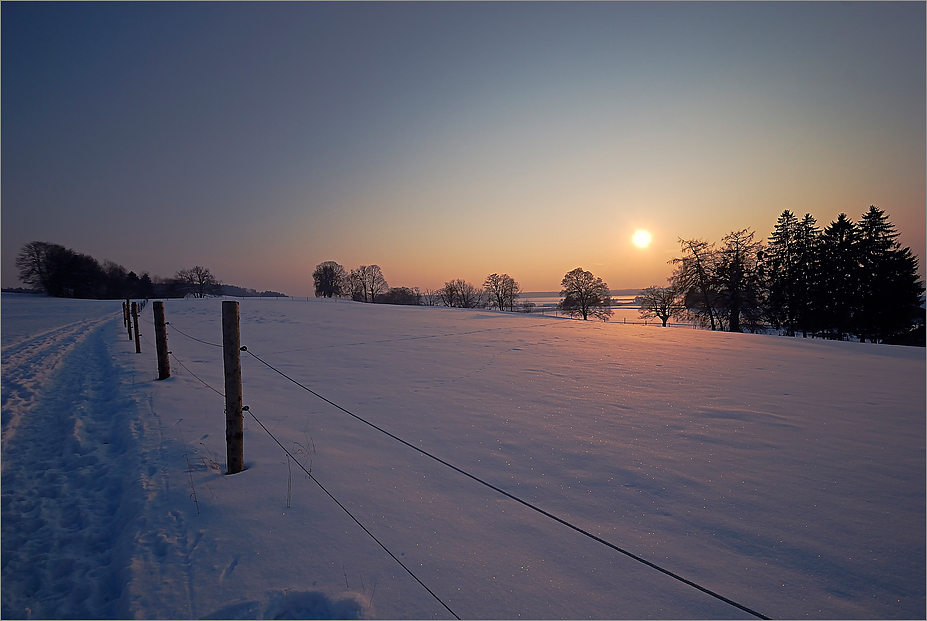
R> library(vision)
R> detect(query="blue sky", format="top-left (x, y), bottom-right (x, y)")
top-left (3, 2), bottom-right (924, 294)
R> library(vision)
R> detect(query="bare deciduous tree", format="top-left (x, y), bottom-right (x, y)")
top-left (421, 288), bottom-right (441, 306)
top-left (484, 273), bottom-right (521, 311)
top-left (635, 285), bottom-right (683, 327)
top-left (16, 241), bottom-right (65, 293)
top-left (313, 261), bottom-right (347, 298)
top-left (558, 267), bottom-right (613, 320)
top-left (175, 266), bottom-right (221, 298)
top-left (348, 265), bottom-right (389, 303)
top-left (670, 238), bottom-right (720, 330)
top-left (714, 228), bottom-right (764, 333)
top-left (439, 279), bottom-right (485, 308)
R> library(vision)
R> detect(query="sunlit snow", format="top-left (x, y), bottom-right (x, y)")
top-left (2, 294), bottom-right (924, 619)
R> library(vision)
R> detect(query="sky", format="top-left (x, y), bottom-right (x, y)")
top-left (3, 1), bottom-right (924, 295)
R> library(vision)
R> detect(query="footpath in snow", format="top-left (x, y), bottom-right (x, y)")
top-left (2, 297), bottom-right (142, 618)
top-left (1, 293), bottom-right (924, 619)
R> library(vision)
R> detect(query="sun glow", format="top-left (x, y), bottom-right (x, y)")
top-left (632, 229), bottom-right (652, 248)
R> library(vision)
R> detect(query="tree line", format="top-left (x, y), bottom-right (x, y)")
top-left (20, 204), bottom-right (920, 346)
top-left (313, 261), bottom-right (527, 311)
top-left (313, 260), bottom-right (620, 320)
top-left (636, 207), bottom-right (924, 344)
top-left (13, 241), bottom-right (283, 300)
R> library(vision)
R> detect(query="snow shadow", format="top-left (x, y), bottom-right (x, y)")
top-left (201, 590), bottom-right (369, 620)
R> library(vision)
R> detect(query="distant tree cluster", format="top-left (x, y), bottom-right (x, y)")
top-left (312, 262), bottom-right (526, 311)
top-left (638, 207), bottom-right (924, 344)
top-left (437, 278), bottom-right (485, 308)
top-left (432, 273), bottom-right (523, 310)
top-left (764, 207), bottom-right (923, 343)
top-left (16, 241), bottom-right (156, 299)
top-left (377, 286), bottom-right (422, 305)
top-left (220, 284), bottom-right (288, 298)
top-left (313, 261), bottom-right (420, 305)
top-left (14, 241), bottom-right (231, 300)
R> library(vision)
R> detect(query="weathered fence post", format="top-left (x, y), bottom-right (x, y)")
top-left (223, 300), bottom-right (244, 474)
top-left (123, 301), bottom-right (129, 329)
top-left (131, 302), bottom-right (141, 353)
top-left (125, 299), bottom-right (132, 339)
top-left (153, 301), bottom-right (171, 380)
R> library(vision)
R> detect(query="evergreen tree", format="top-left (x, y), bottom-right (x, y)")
top-left (794, 213), bottom-right (822, 336)
top-left (880, 246), bottom-right (926, 344)
top-left (818, 214), bottom-right (861, 340)
top-left (855, 206), bottom-right (924, 342)
top-left (765, 211), bottom-right (800, 335)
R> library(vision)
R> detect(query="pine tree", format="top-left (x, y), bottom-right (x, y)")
top-left (794, 213), bottom-right (822, 337)
top-left (855, 206), bottom-right (924, 342)
top-left (818, 214), bottom-right (860, 340)
top-left (765, 211), bottom-right (800, 335)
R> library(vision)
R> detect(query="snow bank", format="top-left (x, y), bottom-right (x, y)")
top-left (2, 294), bottom-right (924, 619)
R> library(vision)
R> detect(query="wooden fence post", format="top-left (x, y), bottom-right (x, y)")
top-left (131, 302), bottom-right (141, 353)
top-left (153, 301), bottom-right (171, 380)
top-left (223, 300), bottom-right (244, 474)
top-left (126, 298), bottom-right (133, 340)
top-left (123, 301), bottom-right (129, 328)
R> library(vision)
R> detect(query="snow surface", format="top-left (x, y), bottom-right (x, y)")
top-left (2, 293), bottom-right (924, 619)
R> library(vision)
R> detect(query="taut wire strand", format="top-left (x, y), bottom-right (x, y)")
top-left (246, 405), bottom-right (460, 620)
top-left (243, 347), bottom-right (770, 620)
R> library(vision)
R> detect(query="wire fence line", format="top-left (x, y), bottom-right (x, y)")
top-left (245, 404), bottom-right (460, 620)
top-left (132, 305), bottom-right (459, 618)
top-left (131, 301), bottom-right (770, 621)
top-left (166, 322), bottom-right (223, 348)
top-left (170, 351), bottom-right (225, 398)
top-left (242, 346), bottom-right (769, 620)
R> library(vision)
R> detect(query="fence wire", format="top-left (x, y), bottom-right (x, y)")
top-left (246, 405), bottom-right (460, 620)
top-left (242, 346), bottom-right (769, 620)
top-left (130, 300), bottom-right (770, 621)
top-left (132, 305), bottom-right (457, 618)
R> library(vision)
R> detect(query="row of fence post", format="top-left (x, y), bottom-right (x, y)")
top-left (123, 298), bottom-right (171, 379)
top-left (122, 299), bottom-right (151, 353)
top-left (126, 298), bottom-right (244, 475)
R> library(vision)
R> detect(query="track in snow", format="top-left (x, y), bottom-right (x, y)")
top-left (1, 315), bottom-right (115, 449)
top-left (1, 316), bottom-right (143, 619)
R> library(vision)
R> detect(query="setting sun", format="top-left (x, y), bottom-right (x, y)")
top-left (632, 229), bottom-right (652, 248)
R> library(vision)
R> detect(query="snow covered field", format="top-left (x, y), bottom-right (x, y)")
top-left (2, 293), bottom-right (924, 619)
